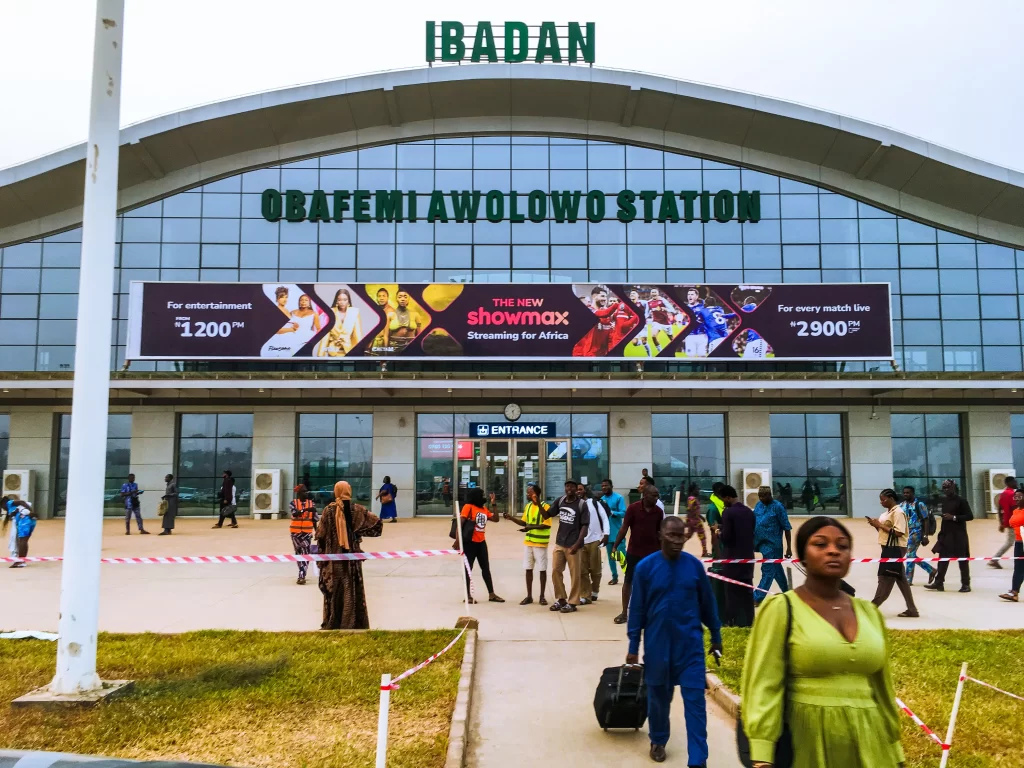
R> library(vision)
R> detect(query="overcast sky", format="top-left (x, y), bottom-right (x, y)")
top-left (1, 0), bottom-right (1021, 171)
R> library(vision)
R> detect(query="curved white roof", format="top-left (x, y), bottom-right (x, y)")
top-left (2, 64), bottom-right (1023, 247)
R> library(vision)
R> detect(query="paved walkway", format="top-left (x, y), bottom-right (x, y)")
top-left (5, 515), bottom-right (1021, 768)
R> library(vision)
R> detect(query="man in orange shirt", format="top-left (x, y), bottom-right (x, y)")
top-left (989, 476), bottom-right (1017, 570)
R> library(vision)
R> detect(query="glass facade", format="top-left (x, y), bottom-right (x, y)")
top-left (296, 414), bottom-right (373, 507)
top-left (0, 414), bottom-right (8, 474)
top-left (1, 136), bottom-right (1022, 373)
top-left (55, 414), bottom-right (132, 516)
top-left (176, 414), bottom-right (253, 516)
top-left (891, 413), bottom-right (964, 509)
top-left (769, 414), bottom-right (846, 513)
top-left (1011, 414), bottom-right (1024, 479)
top-left (650, 413), bottom-right (727, 502)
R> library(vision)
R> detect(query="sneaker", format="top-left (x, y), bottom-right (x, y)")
top-left (560, 603), bottom-right (578, 613)
top-left (988, 560), bottom-right (1004, 569)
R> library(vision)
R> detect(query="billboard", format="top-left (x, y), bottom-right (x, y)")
top-left (126, 281), bottom-right (893, 362)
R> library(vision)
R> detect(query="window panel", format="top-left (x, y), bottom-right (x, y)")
top-left (770, 413), bottom-right (846, 512)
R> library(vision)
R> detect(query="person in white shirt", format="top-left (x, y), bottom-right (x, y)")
top-left (576, 482), bottom-right (609, 604)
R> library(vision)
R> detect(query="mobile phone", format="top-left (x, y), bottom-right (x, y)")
top-left (711, 650), bottom-right (722, 666)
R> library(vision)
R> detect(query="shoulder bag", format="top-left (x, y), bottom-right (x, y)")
top-left (736, 593), bottom-right (794, 768)
top-left (380, 486), bottom-right (394, 504)
top-left (878, 525), bottom-right (905, 579)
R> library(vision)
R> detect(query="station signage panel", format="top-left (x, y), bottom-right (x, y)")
top-left (127, 281), bottom-right (893, 362)
top-left (469, 423), bottom-right (558, 438)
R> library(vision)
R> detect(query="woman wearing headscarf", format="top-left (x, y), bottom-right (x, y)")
top-left (740, 516), bottom-right (905, 768)
top-left (924, 479), bottom-right (974, 593)
top-left (316, 481), bottom-right (383, 629)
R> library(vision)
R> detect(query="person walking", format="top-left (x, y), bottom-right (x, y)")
top-left (577, 482), bottom-right (609, 604)
top-left (213, 470), bottom-right (238, 528)
top-left (752, 485), bottom-right (792, 606)
top-left (612, 482), bottom-right (665, 624)
top-left (460, 488), bottom-right (504, 604)
top-left (868, 489), bottom-right (919, 617)
top-left (601, 478), bottom-right (628, 585)
top-left (999, 488), bottom-right (1024, 602)
top-left (626, 515), bottom-right (722, 765)
top-left (989, 476), bottom-right (1018, 570)
top-left (159, 473), bottom-right (178, 535)
top-left (3, 496), bottom-right (24, 558)
top-left (900, 485), bottom-right (935, 585)
top-left (741, 516), bottom-right (906, 768)
top-left (503, 483), bottom-right (553, 605)
top-left (377, 475), bottom-right (398, 524)
top-left (8, 504), bottom-right (37, 568)
top-left (549, 480), bottom-right (589, 614)
top-left (706, 481), bottom-right (728, 611)
top-left (924, 479), bottom-right (974, 593)
top-left (120, 473), bottom-right (149, 535)
top-left (290, 484), bottom-right (318, 585)
top-left (718, 485), bottom-right (755, 627)
top-left (683, 482), bottom-right (710, 558)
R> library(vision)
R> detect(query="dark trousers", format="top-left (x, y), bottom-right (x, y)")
top-left (647, 681), bottom-right (707, 765)
top-left (721, 565), bottom-right (754, 627)
top-left (934, 558), bottom-right (970, 588)
top-left (1012, 541), bottom-right (1024, 593)
top-left (124, 505), bottom-right (143, 532)
top-left (465, 539), bottom-right (494, 594)
top-left (218, 504), bottom-right (238, 526)
top-left (16, 536), bottom-right (29, 558)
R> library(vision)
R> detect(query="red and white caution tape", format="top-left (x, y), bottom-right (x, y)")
top-left (895, 697), bottom-right (950, 750)
top-left (967, 676), bottom-right (1024, 702)
top-left (0, 549), bottom-right (460, 565)
top-left (706, 570), bottom-right (770, 594)
top-left (382, 626), bottom-right (467, 690)
top-left (706, 555), bottom-right (1024, 565)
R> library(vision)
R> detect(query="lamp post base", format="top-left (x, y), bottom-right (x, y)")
top-left (12, 680), bottom-right (134, 709)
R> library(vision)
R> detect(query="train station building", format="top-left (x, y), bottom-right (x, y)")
top-left (1, 53), bottom-right (1023, 521)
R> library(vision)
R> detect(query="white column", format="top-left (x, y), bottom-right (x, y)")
top-left (371, 409), bottom-right (415, 517)
top-left (847, 406), bottom-right (894, 518)
top-left (6, 410), bottom-right (56, 517)
top-left (252, 409), bottom-right (297, 513)
top-left (51, 0), bottom-right (125, 695)
top-left (130, 409), bottom-right (176, 519)
top-left (965, 409), bottom-right (1014, 516)
top-left (610, 407), bottom-right (652, 495)
top-left (727, 409), bottom-right (771, 489)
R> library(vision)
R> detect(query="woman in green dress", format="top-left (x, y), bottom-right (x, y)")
top-left (741, 516), bottom-right (905, 768)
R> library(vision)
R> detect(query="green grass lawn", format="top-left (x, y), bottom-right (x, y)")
top-left (0, 630), bottom-right (464, 768)
top-left (714, 627), bottom-right (1024, 768)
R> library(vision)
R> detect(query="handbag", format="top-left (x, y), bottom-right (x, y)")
top-left (878, 527), bottom-right (905, 579)
top-left (157, 499), bottom-right (168, 516)
top-left (448, 512), bottom-right (475, 548)
top-left (736, 593), bottom-right (794, 768)
top-left (380, 488), bottom-right (393, 504)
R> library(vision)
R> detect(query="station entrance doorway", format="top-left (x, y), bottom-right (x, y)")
top-left (457, 438), bottom-right (572, 518)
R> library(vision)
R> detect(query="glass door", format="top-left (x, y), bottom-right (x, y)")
top-left (513, 440), bottom-right (543, 513)
top-left (544, 440), bottom-right (570, 503)
top-left (481, 440), bottom-right (511, 518)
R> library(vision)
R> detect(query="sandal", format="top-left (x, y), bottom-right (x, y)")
top-left (539, 596), bottom-right (548, 605)
top-left (489, 594), bottom-right (505, 603)
top-left (897, 610), bottom-right (919, 617)
top-left (999, 592), bottom-right (1019, 602)
top-left (549, 600), bottom-right (565, 612)
top-left (520, 596), bottom-right (533, 605)
top-left (613, 613), bottom-right (628, 624)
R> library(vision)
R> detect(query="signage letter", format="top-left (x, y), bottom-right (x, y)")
top-left (485, 190), bottom-right (504, 222)
top-left (535, 22), bottom-right (562, 63)
top-left (504, 21), bottom-right (529, 62)
top-left (425, 21), bottom-right (436, 63)
top-left (586, 190), bottom-right (606, 223)
top-left (679, 191), bottom-right (698, 223)
top-left (353, 190), bottom-right (371, 223)
top-left (285, 190), bottom-right (307, 222)
top-left (550, 191), bottom-right (581, 223)
top-left (307, 189), bottom-right (331, 223)
top-left (616, 189), bottom-right (637, 222)
top-left (527, 190), bottom-right (547, 223)
top-left (714, 190), bottom-right (735, 223)
top-left (568, 22), bottom-right (595, 64)
top-left (441, 21), bottom-right (466, 62)
top-left (738, 190), bottom-right (761, 224)
top-left (261, 189), bottom-right (282, 222)
top-left (375, 190), bottom-right (404, 223)
top-left (332, 190), bottom-right (350, 222)
top-left (471, 21), bottom-right (498, 62)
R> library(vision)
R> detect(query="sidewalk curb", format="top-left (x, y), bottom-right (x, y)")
top-left (443, 627), bottom-right (477, 768)
top-left (705, 672), bottom-right (741, 721)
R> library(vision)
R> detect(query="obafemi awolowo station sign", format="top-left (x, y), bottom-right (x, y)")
top-left (261, 189), bottom-right (762, 225)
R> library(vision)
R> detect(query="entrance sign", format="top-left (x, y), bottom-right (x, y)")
top-left (469, 423), bottom-right (558, 438)
top-left (426, 22), bottom-right (595, 64)
top-left (126, 281), bottom-right (894, 362)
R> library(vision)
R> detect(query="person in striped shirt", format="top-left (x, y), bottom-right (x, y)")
top-left (504, 483), bottom-right (555, 605)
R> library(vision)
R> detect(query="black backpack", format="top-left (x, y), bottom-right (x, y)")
top-left (921, 503), bottom-right (937, 537)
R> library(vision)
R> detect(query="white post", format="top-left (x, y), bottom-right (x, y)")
top-left (454, 500), bottom-right (472, 613)
top-left (939, 662), bottom-right (968, 768)
top-left (673, 490), bottom-right (681, 516)
top-left (50, 0), bottom-right (125, 695)
top-left (375, 673), bottom-right (391, 768)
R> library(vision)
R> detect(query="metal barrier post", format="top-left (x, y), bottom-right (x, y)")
top-left (939, 662), bottom-right (968, 768)
top-left (375, 673), bottom-right (391, 768)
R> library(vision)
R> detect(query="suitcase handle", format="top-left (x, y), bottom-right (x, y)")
top-left (615, 664), bottom-right (644, 703)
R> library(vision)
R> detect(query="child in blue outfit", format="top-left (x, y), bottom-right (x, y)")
top-left (10, 504), bottom-right (36, 568)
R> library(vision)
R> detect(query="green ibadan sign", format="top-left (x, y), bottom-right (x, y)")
top-left (262, 189), bottom-right (761, 225)
top-left (426, 21), bottom-right (595, 64)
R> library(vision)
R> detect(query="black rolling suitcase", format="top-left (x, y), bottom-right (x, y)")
top-left (594, 664), bottom-right (648, 731)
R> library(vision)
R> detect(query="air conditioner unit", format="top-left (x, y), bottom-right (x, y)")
top-left (2, 470), bottom-right (34, 505)
top-left (251, 468), bottom-right (282, 520)
top-left (982, 468), bottom-right (1016, 517)
top-left (742, 468), bottom-right (771, 509)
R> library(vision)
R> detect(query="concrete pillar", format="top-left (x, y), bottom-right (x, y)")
top-left (371, 408), bottom-right (415, 518)
top-left (6, 410), bottom-right (56, 517)
top-left (847, 406), bottom-right (894, 518)
top-left (130, 409), bottom-right (176, 519)
top-left (610, 407), bottom-right (652, 496)
top-left (728, 409), bottom-right (771, 490)
top-left (252, 409), bottom-right (297, 514)
top-left (965, 409), bottom-right (1014, 517)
